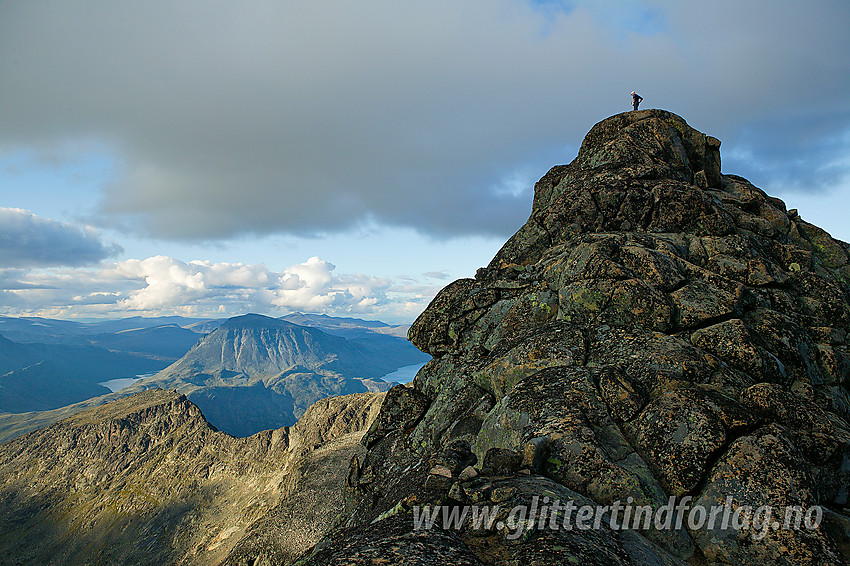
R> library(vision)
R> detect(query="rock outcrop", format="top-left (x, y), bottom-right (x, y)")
top-left (0, 388), bottom-right (384, 565)
top-left (303, 110), bottom-right (850, 565)
top-left (3, 110), bottom-right (848, 566)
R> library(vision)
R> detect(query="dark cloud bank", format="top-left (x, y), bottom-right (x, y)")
top-left (1, 1), bottom-right (848, 241)
top-left (0, 208), bottom-right (122, 268)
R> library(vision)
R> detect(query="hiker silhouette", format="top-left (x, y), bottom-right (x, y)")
top-left (631, 91), bottom-right (643, 111)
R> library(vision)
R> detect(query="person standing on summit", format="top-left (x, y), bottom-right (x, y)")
top-left (631, 91), bottom-right (643, 111)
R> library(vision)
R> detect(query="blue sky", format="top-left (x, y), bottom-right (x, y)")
top-left (1, 0), bottom-right (849, 324)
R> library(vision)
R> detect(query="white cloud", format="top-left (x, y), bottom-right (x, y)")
top-left (269, 257), bottom-right (390, 313)
top-left (116, 256), bottom-right (209, 310)
top-left (0, 255), bottom-right (424, 323)
top-left (0, 208), bottom-right (122, 267)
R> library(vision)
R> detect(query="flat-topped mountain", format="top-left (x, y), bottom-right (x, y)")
top-left (156, 313), bottom-right (381, 378)
top-left (0, 313), bottom-right (427, 441)
top-left (126, 313), bottom-right (420, 436)
top-left (310, 110), bottom-right (850, 565)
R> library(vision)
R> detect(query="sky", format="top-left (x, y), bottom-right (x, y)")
top-left (1, 1), bottom-right (849, 324)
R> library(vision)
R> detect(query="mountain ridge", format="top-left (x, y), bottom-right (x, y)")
top-left (313, 110), bottom-right (850, 565)
top-left (0, 312), bottom-right (426, 441)
top-left (0, 387), bottom-right (385, 564)
top-left (3, 110), bottom-right (848, 564)
top-left (115, 313), bottom-right (419, 436)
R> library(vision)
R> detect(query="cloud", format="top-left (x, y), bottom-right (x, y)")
top-left (423, 271), bottom-right (452, 280)
top-left (115, 256), bottom-right (212, 310)
top-left (269, 257), bottom-right (389, 312)
top-left (0, 268), bottom-right (52, 290)
top-left (0, 208), bottom-right (122, 267)
top-left (0, 255), bottom-right (423, 323)
top-left (1, 1), bottom-right (848, 241)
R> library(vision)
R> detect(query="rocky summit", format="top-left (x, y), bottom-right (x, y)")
top-left (313, 110), bottom-right (850, 565)
top-left (2, 110), bottom-right (850, 566)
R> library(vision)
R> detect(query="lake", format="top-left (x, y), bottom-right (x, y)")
top-left (98, 373), bottom-right (155, 393)
top-left (381, 362), bottom-right (427, 384)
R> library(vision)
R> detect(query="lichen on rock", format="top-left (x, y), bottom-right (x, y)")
top-left (307, 110), bottom-right (850, 565)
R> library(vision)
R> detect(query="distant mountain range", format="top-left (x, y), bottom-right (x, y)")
top-left (0, 314), bottom-right (218, 344)
top-left (0, 331), bottom-right (175, 412)
top-left (279, 312), bottom-right (408, 338)
top-left (0, 315), bottom-right (213, 414)
top-left (123, 314), bottom-right (427, 436)
top-left (0, 313), bottom-right (428, 439)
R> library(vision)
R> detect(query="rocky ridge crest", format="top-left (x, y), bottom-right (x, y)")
top-left (314, 110), bottom-right (850, 565)
top-left (0, 388), bottom-right (384, 565)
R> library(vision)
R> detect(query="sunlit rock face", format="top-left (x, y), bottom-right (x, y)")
top-left (329, 110), bottom-right (850, 565)
top-left (0, 388), bottom-right (384, 565)
top-left (3, 110), bottom-right (848, 566)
